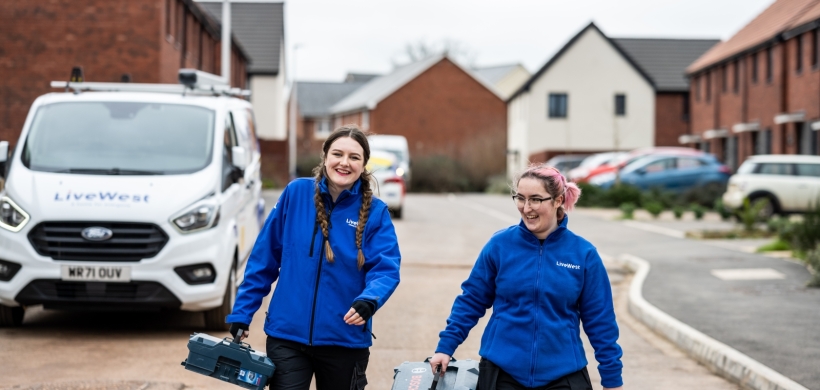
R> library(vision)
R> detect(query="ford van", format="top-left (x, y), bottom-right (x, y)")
top-left (0, 71), bottom-right (263, 329)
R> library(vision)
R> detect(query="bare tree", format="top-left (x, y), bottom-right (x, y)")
top-left (392, 38), bottom-right (478, 68)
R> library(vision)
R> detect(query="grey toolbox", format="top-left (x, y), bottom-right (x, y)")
top-left (392, 357), bottom-right (479, 390)
top-left (181, 333), bottom-right (275, 390)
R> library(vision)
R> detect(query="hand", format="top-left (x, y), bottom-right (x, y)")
top-left (229, 322), bottom-right (250, 342)
top-left (344, 300), bottom-right (375, 325)
top-left (428, 353), bottom-right (451, 377)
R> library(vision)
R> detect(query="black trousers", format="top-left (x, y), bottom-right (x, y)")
top-left (478, 359), bottom-right (592, 390)
top-left (266, 337), bottom-right (370, 390)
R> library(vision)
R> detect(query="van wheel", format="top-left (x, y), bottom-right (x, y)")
top-left (391, 207), bottom-right (403, 219)
top-left (203, 262), bottom-right (236, 331)
top-left (0, 305), bottom-right (24, 327)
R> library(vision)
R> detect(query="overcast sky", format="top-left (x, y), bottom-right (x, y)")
top-left (285, 0), bottom-right (775, 82)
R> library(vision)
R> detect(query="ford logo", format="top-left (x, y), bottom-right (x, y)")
top-left (81, 227), bottom-right (113, 241)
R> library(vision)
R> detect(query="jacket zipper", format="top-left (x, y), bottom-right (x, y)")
top-left (308, 220), bottom-right (319, 257)
top-left (530, 242), bottom-right (544, 386)
top-left (308, 202), bottom-right (335, 345)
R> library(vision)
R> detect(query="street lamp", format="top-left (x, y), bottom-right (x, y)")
top-left (288, 44), bottom-right (304, 181)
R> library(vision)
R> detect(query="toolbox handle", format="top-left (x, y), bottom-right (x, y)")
top-left (233, 329), bottom-right (244, 344)
top-left (430, 366), bottom-right (441, 390)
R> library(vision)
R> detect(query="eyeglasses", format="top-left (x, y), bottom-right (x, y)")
top-left (512, 195), bottom-right (553, 209)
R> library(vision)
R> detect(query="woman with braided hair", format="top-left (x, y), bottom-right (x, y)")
top-left (430, 164), bottom-right (623, 390)
top-left (227, 125), bottom-right (401, 390)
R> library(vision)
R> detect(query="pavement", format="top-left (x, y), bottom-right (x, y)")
top-left (567, 206), bottom-right (818, 389)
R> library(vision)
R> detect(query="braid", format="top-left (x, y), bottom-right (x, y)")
top-left (355, 171), bottom-right (374, 270)
top-left (312, 166), bottom-right (334, 263)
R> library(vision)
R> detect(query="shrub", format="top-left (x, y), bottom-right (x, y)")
top-left (738, 198), bottom-right (768, 232)
top-left (680, 182), bottom-right (726, 208)
top-left (714, 198), bottom-right (733, 221)
top-left (643, 187), bottom-right (677, 209)
top-left (485, 174), bottom-right (511, 195)
top-left (603, 184), bottom-right (643, 208)
top-left (620, 202), bottom-right (636, 220)
top-left (410, 155), bottom-right (473, 192)
top-left (673, 205), bottom-right (684, 220)
top-left (644, 201), bottom-right (664, 218)
top-left (792, 207), bottom-right (820, 252)
top-left (575, 182), bottom-right (602, 207)
top-left (691, 203), bottom-right (706, 220)
top-left (805, 248), bottom-right (820, 288)
top-left (296, 155), bottom-right (321, 177)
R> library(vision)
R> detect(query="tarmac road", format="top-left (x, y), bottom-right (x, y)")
top-left (0, 192), bottom-right (738, 390)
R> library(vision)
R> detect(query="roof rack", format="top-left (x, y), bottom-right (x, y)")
top-left (50, 69), bottom-right (251, 98)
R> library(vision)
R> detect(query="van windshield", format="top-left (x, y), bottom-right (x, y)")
top-left (22, 102), bottom-right (215, 175)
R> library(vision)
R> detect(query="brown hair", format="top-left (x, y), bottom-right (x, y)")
top-left (514, 164), bottom-right (582, 221)
top-left (311, 124), bottom-right (374, 270)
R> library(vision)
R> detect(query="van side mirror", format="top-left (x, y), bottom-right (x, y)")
top-left (0, 141), bottom-right (8, 179)
top-left (231, 146), bottom-right (248, 170)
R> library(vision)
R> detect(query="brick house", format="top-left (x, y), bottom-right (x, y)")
top-left (507, 23), bottom-right (717, 177)
top-left (198, 1), bottom-right (288, 184)
top-left (0, 0), bottom-right (249, 152)
top-left (686, 0), bottom-right (820, 171)
top-left (291, 75), bottom-right (375, 173)
top-left (326, 55), bottom-right (508, 186)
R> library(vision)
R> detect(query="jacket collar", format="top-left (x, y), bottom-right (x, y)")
top-left (318, 177), bottom-right (362, 205)
top-left (517, 214), bottom-right (569, 243)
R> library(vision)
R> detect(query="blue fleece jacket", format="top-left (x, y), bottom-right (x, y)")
top-left (436, 216), bottom-right (623, 388)
top-left (227, 177), bottom-right (401, 348)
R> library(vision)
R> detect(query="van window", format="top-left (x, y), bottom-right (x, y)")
top-left (22, 102), bottom-right (215, 175)
top-left (796, 163), bottom-right (820, 177)
top-left (222, 114), bottom-right (239, 192)
top-left (755, 163), bottom-right (794, 175)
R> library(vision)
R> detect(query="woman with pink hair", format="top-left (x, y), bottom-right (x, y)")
top-left (430, 164), bottom-right (624, 390)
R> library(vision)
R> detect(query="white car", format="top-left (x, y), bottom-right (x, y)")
top-left (368, 135), bottom-right (411, 189)
top-left (0, 70), bottom-right (263, 328)
top-left (367, 150), bottom-right (405, 219)
top-left (723, 154), bottom-right (820, 217)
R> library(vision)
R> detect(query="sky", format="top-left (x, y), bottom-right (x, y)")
top-left (283, 0), bottom-right (776, 82)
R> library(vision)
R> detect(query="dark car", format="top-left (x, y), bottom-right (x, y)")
top-left (590, 153), bottom-right (730, 193)
top-left (545, 154), bottom-right (589, 175)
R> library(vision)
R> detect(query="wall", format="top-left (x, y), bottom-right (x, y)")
top-left (512, 27), bottom-right (655, 175)
top-left (655, 93), bottom-right (691, 147)
top-left (494, 65), bottom-right (531, 100)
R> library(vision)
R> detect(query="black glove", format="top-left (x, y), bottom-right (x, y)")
top-left (350, 300), bottom-right (376, 322)
top-left (229, 322), bottom-right (249, 341)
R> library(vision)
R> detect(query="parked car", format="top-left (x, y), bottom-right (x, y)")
top-left (545, 154), bottom-right (589, 175)
top-left (367, 150), bottom-right (406, 219)
top-left (568, 152), bottom-right (628, 182)
top-left (0, 70), bottom-right (263, 328)
top-left (589, 153), bottom-right (730, 193)
top-left (368, 135), bottom-right (411, 189)
top-left (723, 154), bottom-right (820, 217)
top-left (582, 147), bottom-right (704, 183)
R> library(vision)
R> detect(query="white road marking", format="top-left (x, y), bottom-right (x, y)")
top-left (621, 220), bottom-right (686, 238)
top-left (711, 268), bottom-right (786, 281)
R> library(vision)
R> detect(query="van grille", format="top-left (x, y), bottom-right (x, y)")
top-left (28, 222), bottom-right (168, 262)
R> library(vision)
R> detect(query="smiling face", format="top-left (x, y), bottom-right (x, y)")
top-left (324, 136), bottom-right (366, 194)
top-left (515, 177), bottom-right (562, 239)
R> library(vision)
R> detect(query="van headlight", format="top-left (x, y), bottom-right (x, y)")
top-left (0, 196), bottom-right (30, 233)
top-left (171, 201), bottom-right (219, 233)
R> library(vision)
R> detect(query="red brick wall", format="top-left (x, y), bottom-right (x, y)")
top-left (786, 32), bottom-right (820, 118)
top-left (747, 45), bottom-right (786, 153)
top-left (348, 58), bottom-right (507, 183)
top-left (0, 0), bottom-right (247, 149)
top-left (690, 70), bottom-right (718, 138)
top-left (717, 60), bottom-right (744, 131)
top-left (259, 140), bottom-right (288, 186)
top-left (655, 93), bottom-right (690, 147)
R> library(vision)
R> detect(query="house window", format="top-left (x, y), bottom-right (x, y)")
top-left (813, 29), bottom-right (819, 68)
top-left (548, 93), bottom-right (568, 118)
top-left (722, 64), bottom-right (728, 93)
top-left (733, 60), bottom-right (740, 93)
top-left (682, 95), bottom-right (690, 122)
top-left (315, 120), bottom-right (331, 137)
top-left (705, 71), bottom-right (712, 102)
top-left (797, 34), bottom-right (804, 73)
top-left (751, 52), bottom-right (758, 83)
top-left (361, 110), bottom-right (370, 131)
top-left (614, 94), bottom-right (626, 116)
top-left (766, 47), bottom-right (774, 83)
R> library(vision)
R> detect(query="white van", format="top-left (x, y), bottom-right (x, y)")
top-left (368, 135), bottom-right (411, 188)
top-left (0, 71), bottom-right (263, 329)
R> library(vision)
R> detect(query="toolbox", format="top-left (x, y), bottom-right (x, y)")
top-left (181, 332), bottom-right (275, 390)
top-left (392, 357), bottom-right (479, 390)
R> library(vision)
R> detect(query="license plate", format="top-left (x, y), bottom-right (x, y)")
top-left (61, 265), bottom-right (131, 282)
